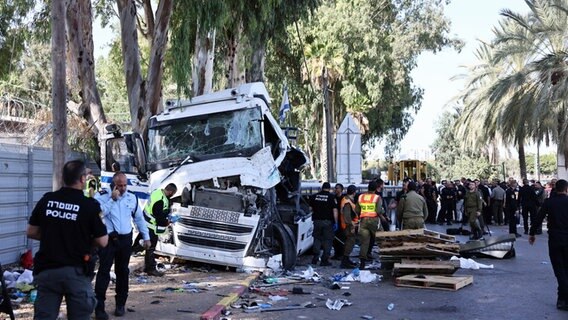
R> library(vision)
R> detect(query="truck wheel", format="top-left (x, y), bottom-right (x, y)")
top-left (273, 222), bottom-right (297, 270)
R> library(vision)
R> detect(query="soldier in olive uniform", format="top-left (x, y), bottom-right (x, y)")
top-left (464, 182), bottom-right (483, 239)
top-left (397, 182), bottom-right (428, 230)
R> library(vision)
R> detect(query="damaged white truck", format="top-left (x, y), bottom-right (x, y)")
top-left (100, 83), bottom-right (313, 270)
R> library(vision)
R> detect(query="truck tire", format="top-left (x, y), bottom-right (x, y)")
top-left (273, 222), bottom-right (297, 270)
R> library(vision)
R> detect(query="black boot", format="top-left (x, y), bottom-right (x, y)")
top-left (95, 300), bottom-right (109, 320)
top-left (340, 257), bottom-right (356, 269)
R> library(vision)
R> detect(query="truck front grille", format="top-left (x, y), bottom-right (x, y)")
top-left (177, 234), bottom-right (247, 251)
top-left (178, 217), bottom-right (253, 234)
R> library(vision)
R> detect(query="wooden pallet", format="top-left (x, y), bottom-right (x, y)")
top-left (376, 229), bottom-right (456, 244)
top-left (400, 259), bottom-right (460, 268)
top-left (392, 262), bottom-right (458, 277)
top-left (395, 274), bottom-right (473, 291)
top-left (379, 244), bottom-right (459, 257)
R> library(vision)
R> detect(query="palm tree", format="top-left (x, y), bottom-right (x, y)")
top-left (489, 0), bottom-right (568, 178)
top-left (457, 0), bottom-right (568, 179)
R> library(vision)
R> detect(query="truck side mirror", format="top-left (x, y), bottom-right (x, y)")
top-left (124, 133), bottom-right (148, 180)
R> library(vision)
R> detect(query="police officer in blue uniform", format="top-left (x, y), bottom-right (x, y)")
top-left (27, 160), bottom-right (108, 320)
top-left (94, 172), bottom-right (151, 320)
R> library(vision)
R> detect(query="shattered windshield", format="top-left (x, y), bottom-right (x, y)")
top-left (147, 107), bottom-right (263, 164)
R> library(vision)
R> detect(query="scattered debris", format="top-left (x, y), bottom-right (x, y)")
top-left (459, 234), bottom-right (516, 259)
top-left (450, 256), bottom-right (494, 269)
top-left (325, 299), bottom-right (351, 310)
top-left (290, 287), bottom-right (310, 294)
top-left (387, 303), bottom-right (394, 311)
top-left (268, 295), bottom-right (288, 302)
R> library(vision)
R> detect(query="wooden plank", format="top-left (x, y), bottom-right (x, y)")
top-left (376, 228), bottom-right (456, 244)
top-left (424, 229), bottom-right (456, 242)
top-left (400, 259), bottom-right (461, 268)
top-left (376, 229), bottom-right (424, 238)
top-left (395, 274), bottom-right (473, 291)
top-left (392, 263), bottom-right (457, 277)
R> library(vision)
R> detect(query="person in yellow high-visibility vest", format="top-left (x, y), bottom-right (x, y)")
top-left (143, 183), bottom-right (177, 276)
top-left (356, 179), bottom-right (386, 270)
top-left (83, 168), bottom-right (98, 198)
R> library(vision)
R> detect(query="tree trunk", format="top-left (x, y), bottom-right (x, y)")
top-left (145, 0), bottom-right (173, 130)
top-left (248, 41), bottom-right (265, 83)
top-left (304, 117), bottom-right (317, 180)
top-left (192, 28), bottom-right (216, 96)
top-left (141, 0), bottom-right (155, 40)
top-left (518, 139), bottom-right (527, 179)
top-left (117, 0), bottom-right (145, 134)
top-left (66, 0), bottom-right (107, 139)
top-left (52, 0), bottom-right (67, 190)
top-left (557, 136), bottom-right (568, 179)
top-left (225, 26), bottom-right (244, 88)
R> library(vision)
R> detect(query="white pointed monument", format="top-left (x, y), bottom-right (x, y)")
top-left (336, 113), bottom-right (362, 184)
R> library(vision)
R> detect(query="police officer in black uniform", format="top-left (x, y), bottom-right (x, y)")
top-left (505, 180), bottom-right (522, 237)
top-left (439, 181), bottom-right (456, 225)
top-left (309, 182), bottom-right (338, 266)
top-left (27, 160), bottom-right (108, 320)
top-left (519, 178), bottom-right (538, 234)
top-left (529, 179), bottom-right (568, 311)
top-left (331, 183), bottom-right (345, 260)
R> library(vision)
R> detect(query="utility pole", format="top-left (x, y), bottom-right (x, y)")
top-left (51, 0), bottom-right (67, 190)
top-left (322, 66), bottom-right (334, 182)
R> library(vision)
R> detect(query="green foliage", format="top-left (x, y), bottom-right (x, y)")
top-left (169, 0), bottom-right (228, 97)
top-left (96, 38), bottom-right (130, 125)
top-left (265, 0), bottom-right (461, 178)
top-left (523, 153), bottom-right (557, 176)
top-left (431, 110), bottom-right (496, 180)
top-left (0, 0), bottom-right (36, 79)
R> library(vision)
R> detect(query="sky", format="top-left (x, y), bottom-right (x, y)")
top-left (392, 0), bottom-right (530, 160)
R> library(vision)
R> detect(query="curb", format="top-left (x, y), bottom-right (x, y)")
top-left (200, 273), bottom-right (259, 320)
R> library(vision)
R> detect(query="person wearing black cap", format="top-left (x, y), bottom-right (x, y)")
top-left (397, 181), bottom-right (428, 230)
top-left (309, 182), bottom-right (338, 266)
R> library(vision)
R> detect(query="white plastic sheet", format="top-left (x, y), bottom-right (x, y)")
top-left (450, 256), bottom-right (494, 269)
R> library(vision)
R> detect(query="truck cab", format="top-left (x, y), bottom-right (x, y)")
top-left (107, 83), bottom-right (312, 270)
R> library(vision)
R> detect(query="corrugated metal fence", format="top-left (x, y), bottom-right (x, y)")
top-left (0, 143), bottom-right (96, 265)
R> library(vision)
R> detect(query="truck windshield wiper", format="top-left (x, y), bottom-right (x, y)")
top-left (161, 154), bottom-right (195, 183)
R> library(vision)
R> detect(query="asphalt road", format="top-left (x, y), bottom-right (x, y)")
top-left (226, 223), bottom-right (566, 320)
top-left (9, 223), bottom-right (565, 320)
